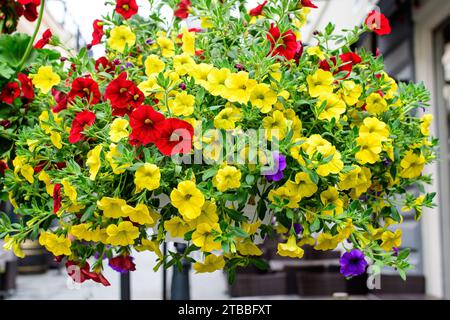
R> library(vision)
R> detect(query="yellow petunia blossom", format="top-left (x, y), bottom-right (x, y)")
top-left (420, 114), bottom-right (433, 136)
top-left (164, 216), bottom-right (192, 238)
top-left (31, 66), bottom-right (60, 93)
top-left (109, 118), bottom-right (129, 143)
top-left (213, 105), bottom-right (242, 130)
top-left (122, 203), bottom-right (154, 225)
top-left (277, 235), bottom-right (304, 258)
top-left (306, 69), bottom-right (334, 98)
top-left (236, 239), bottom-right (263, 256)
top-left (206, 68), bottom-right (231, 97)
top-left (320, 187), bottom-right (344, 216)
top-left (268, 185), bottom-right (301, 209)
top-left (86, 145), bottom-right (102, 180)
top-left (340, 80), bottom-right (362, 106)
top-left (107, 25), bottom-right (136, 53)
top-left (106, 144), bottom-right (130, 174)
top-left (355, 134), bottom-right (382, 165)
top-left (61, 179), bottom-right (77, 203)
top-left (262, 110), bottom-right (287, 141)
top-left (170, 91), bottom-right (195, 116)
top-left (192, 223), bottom-right (222, 252)
top-left (144, 54), bottom-right (165, 76)
top-left (193, 254), bottom-right (225, 273)
top-left (134, 163), bottom-right (161, 193)
top-left (365, 93), bottom-right (388, 115)
top-left (173, 53), bottom-right (195, 76)
top-left (50, 131), bottom-right (62, 149)
top-left (223, 71), bottom-right (257, 104)
top-left (399, 150), bottom-right (426, 179)
top-left (314, 232), bottom-right (340, 251)
top-left (38, 170), bottom-right (54, 195)
top-left (97, 197), bottom-right (127, 218)
top-left (188, 201), bottom-right (219, 229)
top-left (249, 83), bottom-right (278, 113)
top-left (359, 117), bottom-right (389, 141)
top-left (39, 232), bottom-right (72, 256)
top-left (191, 63), bottom-right (214, 87)
top-left (106, 221), bottom-right (140, 246)
top-left (181, 27), bottom-right (196, 56)
top-left (380, 229), bottom-right (402, 251)
top-left (136, 239), bottom-right (163, 259)
top-left (213, 165), bottom-right (241, 192)
top-left (306, 46), bottom-right (326, 60)
top-left (3, 235), bottom-right (25, 258)
top-left (316, 93), bottom-right (346, 121)
top-left (170, 180), bottom-right (205, 220)
top-left (20, 164), bottom-right (34, 184)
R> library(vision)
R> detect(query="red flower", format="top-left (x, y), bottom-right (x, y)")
top-left (129, 105), bottom-right (165, 145)
top-left (320, 52), bottom-right (362, 79)
top-left (68, 77), bottom-right (101, 105)
top-left (300, 0), bottom-right (317, 8)
top-left (66, 261), bottom-right (111, 286)
top-left (90, 20), bottom-right (104, 46)
top-left (154, 118), bottom-right (194, 156)
top-left (249, 1), bottom-right (267, 16)
top-left (267, 24), bottom-right (300, 61)
top-left (104, 72), bottom-right (144, 116)
top-left (0, 160), bottom-right (8, 175)
top-left (23, 3), bottom-right (39, 21)
top-left (51, 89), bottom-right (68, 113)
top-left (0, 82), bottom-right (21, 105)
top-left (17, 0), bottom-right (41, 4)
top-left (365, 10), bottom-right (391, 36)
top-left (53, 184), bottom-right (62, 214)
top-left (174, 0), bottom-right (190, 19)
top-left (34, 29), bottom-right (52, 49)
top-left (115, 0), bottom-right (138, 20)
top-left (108, 255), bottom-right (136, 273)
top-left (95, 57), bottom-right (115, 74)
top-left (68, 110), bottom-right (96, 144)
top-left (18, 73), bottom-right (35, 100)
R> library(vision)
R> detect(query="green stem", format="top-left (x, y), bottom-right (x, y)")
top-left (17, 0), bottom-right (46, 73)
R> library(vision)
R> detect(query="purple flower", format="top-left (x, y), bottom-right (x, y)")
top-left (145, 39), bottom-right (155, 45)
top-left (125, 62), bottom-right (133, 68)
top-left (294, 223), bottom-right (303, 235)
top-left (179, 83), bottom-right (187, 90)
top-left (393, 247), bottom-right (399, 256)
top-left (262, 152), bottom-right (286, 182)
top-left (339, 249), bottom-right (367, 278)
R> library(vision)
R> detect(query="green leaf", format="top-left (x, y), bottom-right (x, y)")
top-left (250, 258), bottom-right (269, 271)
top-left (80, 204), bottom-right (96, 222)
top-left (0, 33), bottom-right (33, 69)
top-left (310, 218), bottom-right (321, 232)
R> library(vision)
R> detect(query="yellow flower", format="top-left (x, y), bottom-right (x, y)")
top-left (173, 53), bottom-right (195, 76)
top-left (306, 46), bottom-right (326, 60)
top-left (107, 25), bottom-right (136, 53)
top-left (338, 166), bottom-right (372, 198)
top-left (157, 36), bottom-right (175, 57)
top-left (213, 105), bottom-right (242, 130)
top-left (191, 63), bottom-right (214, 87)
top-left (136, 239), bottom-right (163, 259)
top-left (188, 201), bottom-right (219, 229)
top-left (380, 229), bottom-right (402, 251)
top-left (213, 165), bottom-right (241, 192)
top-left (249, 83), bottom-right (278, 113)
top-left (144, 54), bottom-right (165, 76)
top-left (109, 118), bottom-right (129, 143)
top-left (20, 164), bottom-right (34, 183)
top-left (138, 75), bottom-right (163, 96)
top-left (288, 172), bottom-right (318, 198)
top-left (134, 163), bottom-right (161, 193)
top-left (164, 216), bottom-right (192, 238)
top-left (122, 203), bottom-right (154, 225)
top-left (420, 114), bottom-right (433, 136)
top-left (61, 179), bottom-right (77, 203)
top-left (170, 91), bottom-right (195, 116)
top-left (106, 144), bottom-right (130, 174)
top-left (315, 145), bottom-right (344, 177)
top-left (31, 66), bottom-right (60, 93)
top-left (97, 197), bottom-right (127, 218)
top-left (241, 220), bottom-right (261, 235)
top-left (365, 93), bottom-right (388, 115)
top-left (170, 180), bottom-right (205, 220)
top-left (106, 221), bottom-right (140, 246)
top-left (337, 219), bottom-right (354, 241)
top-left (262, 110), bottom-right (287, 141)
top-left (206, 68), bottom-right (231, 97)
top-left (38, 170), bottom-right (54, 195)
top-left (181, 27), bottom-right (196, 55)
top-left (316, 93), bottom-right (346, 121)
top-left (320, 187), bottom-right (344, 216)
top-left (3, 235), bottom-right (25, 258)
top-left (359, 117), bottom-right (389, 141)
top-left (27, 139), bottom-right (39, 152)
top-left (50, 131), bottom-right (62, 149)
top-left (86, 145), bottom-right (102, 180)
top-left (192, 223), bottom-right (222, 252)
top-left (399, 150), bottom-right (426, 179)
top-left (356, 134), bottom-right (382, 165)
top-left (277, 235), bottom-right (304, 258)
top-left (39, 232), bottom-right (72, 256)
top-left (268, 185), bottom-right (301, 209)
top-left (224, 71), bottom-right (257, 104)
top-left (339, 80), bottom-right (362, 106)
top-left (314, 233), bottom-right (340, 251)
top-left (200, 17), bottom-right (213, 28)
top-left (307, 69), bottom-right (334, 98)
top-left (193, 254), bottom-right (225, 273)
top-left (236, 240), bottom-right (263, 256)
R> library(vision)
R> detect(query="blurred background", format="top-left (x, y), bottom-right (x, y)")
top-left (1, 0), bottom-right (450, 300)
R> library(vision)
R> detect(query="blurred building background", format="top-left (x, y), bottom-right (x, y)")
top-left (2, 0), bottom-right (450, 300)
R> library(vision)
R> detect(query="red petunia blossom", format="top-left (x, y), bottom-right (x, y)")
top-left (174, 0), bottom-right (191, 19)
top-left (90, 20), bottom-right (104, 46)
top-left (267, 24), bottom-right (300, 61)
top-left (108, 255), bottom-right (136, 273)
top-left (53, 184), bottom-right (62, 214)
top-left (95, 57), bottom-right (115, 74)
top-left (68, 77), bottom-right (101, 105)
top-left (129, 105), bottom-right (165, 145)
top-left (18, 73), bottom-right (35, 100)
top-left (104, 72), bottom-right (144, 116)
top-left (300, 0), bottom-right (317, 8)
top-left (51, 89), bottom-right (68, 113)
top-left (66, 261), bottom-right (111, 286)
top-left (68, 110), bottom-right (96, 144)
top-left (0, 82), bottom-right (21, 105)
top-left (23, 3), bottom-right (39, 21)
top-left (34, 29), bottom-right (52, 49)
top-left (319, 52), bottom-right (362, 79)
top-left (0, 160), bottom-right (8, 175)
top-left (154, 118), bottom-right (194, 156)
top-left (365, 10), bottom-right (391, 36)
top-left (0, 120), bottom-right (11, 129)
top-left (33, 161), bottom-right (47, 173)
top-left (115, 0), bottom-right (138, 20)
top-left (249, 1), bottom-right (268, 16)
top-left (17, 0), bottom-right (41, 4)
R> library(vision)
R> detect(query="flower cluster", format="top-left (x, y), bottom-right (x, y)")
top-left (0, 0), bottom-right (437, 284)
top-left (0, 0), bottom-right (42, 34)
